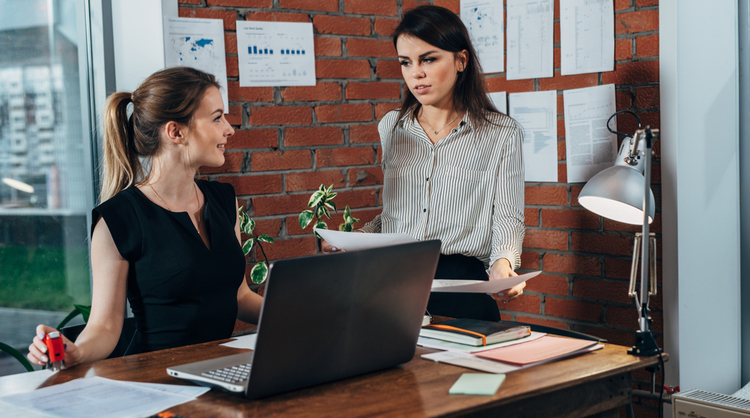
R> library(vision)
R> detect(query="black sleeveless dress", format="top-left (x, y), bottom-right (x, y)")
top-left (92, 180), bottom-right (245, 354)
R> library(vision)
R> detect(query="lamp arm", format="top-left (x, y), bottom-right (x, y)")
top-left (638, 127), bottom-right (654, 333)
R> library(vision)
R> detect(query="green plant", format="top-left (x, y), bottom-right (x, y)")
top-left (298, 184), bottom-right (360, 237)
top-left (0, 342), bottom-right (33, 372)
top-left (238, 206), bottom-right (274, 284)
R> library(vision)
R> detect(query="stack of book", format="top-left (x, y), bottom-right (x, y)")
top-left (419, 319), bottom-right (531, 347)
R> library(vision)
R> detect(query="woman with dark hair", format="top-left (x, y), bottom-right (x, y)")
top-left (329, 5), bottom-right (526, 321)
top-left (27, 67), bottom-right (263, 367)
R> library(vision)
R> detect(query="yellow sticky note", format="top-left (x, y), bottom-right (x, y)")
top-left (448, 373), bottom-right (506, 395)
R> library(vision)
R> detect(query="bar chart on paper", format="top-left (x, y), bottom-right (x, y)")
top-left (236, 21), bottom-right (315, 87)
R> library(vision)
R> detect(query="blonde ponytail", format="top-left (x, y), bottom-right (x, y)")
top-left (100, 92), bottom-right (142, 203)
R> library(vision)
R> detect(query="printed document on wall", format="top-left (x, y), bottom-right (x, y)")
top-left (506, 0), bottom-right (554, 80)
top-left (563, 84), bottom-right (617, 182)
top-left (488, 91), bottom-right (507, 114)
top-left (461, 0), bottom-right (504, 74)
top-left (560, 0), bottom-right (614, 75)
top-left (237, 21), bottom-right (315, 87)
top-left (509, 91), bottom-right (557, 182)
top-left (163, 17), bottom-right (229, 112)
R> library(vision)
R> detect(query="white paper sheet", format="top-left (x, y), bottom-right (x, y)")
top-left (0, 376), bottom-right (198, 418)
top-left (563, 84), bottom-right (617, 182)
top-left (220, 332), bottom-right (258, 349)
top-left (422, 351), bottom-right (522, 374)
top-left (418, 331), bottom-right (547, 353)
top-left (236, 21), bottom-right (315, 87)
top-left (488, 91), bottom-right (507, 114)
top-left (509, 91), bottom-right (558, 182)
top-left (461, 0), bottom-right (505, 74)
top-left (560, 0), bottom-right (614, 75)
top-left (432, 270), bottom-right (541, 293)
top-left (506, 0), bottom-right (554, 80)
top-left (163, 17), bottom-right (229, 113)
top-left (126, 381), bottom-right (210, 398)
top-left (313, 228), bottom-right (418, 251)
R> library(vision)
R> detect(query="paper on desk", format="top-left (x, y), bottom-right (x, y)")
top-left (314, 228), bottom-right (417, 251)
top-left (0, 376), bottom-right (199, 418)
top-left (431, 270), bottom-right (541, 293)
top-left (476, 335), bottom-right (601, 365)
top-left (0, 400), bottom-right (54, 418)
top-left (423, 351), bottom-right (522, 374)
top-left (126, 381), bottom-right (210, 398)
top-left (220, 332), bottom-right (258, 349)
top-left (449, 373), bottom-right (506, 395)
top-left (418, 331), bottom-right (546, 353)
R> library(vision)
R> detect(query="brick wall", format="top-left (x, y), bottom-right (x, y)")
top-left (182, 0), bottom-right (661, 414)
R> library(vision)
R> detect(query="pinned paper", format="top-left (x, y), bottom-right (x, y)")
top-left (449, 373), bottom-right (506, 395)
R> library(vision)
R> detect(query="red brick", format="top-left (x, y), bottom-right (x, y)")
top-left (264, 237), bottom-right (318, 260)
top-left (402, 0), bottom-right (431, 12)
top-left (433, 0), bottom-right (459, 14)
top-left (209, 0), bottom-right (270, 5)
top-left (225, 33), bottom-right (237, 54)
top-left (523, 229), bottom-right (568, 251)
top-left (343, 0), bottom-right (397, 16)
top-left (228, 129), bottom-right (278, 149)
top-left (486, 76), bottom-right (535, 94)
top-left (604, 212), bottom-right (662, 234)
top-left (349, 124), bottom-right (380, 143)
top-left (346, 38), bottom-right (396, 58)
top-left (376, 147), bottom-right (383, 164)
top-left (584, 327), bottom-right (633, 346)
top-left (315, 104), bottom-right (372, 123)
top-left (286, 170), bottom-right (346, 192)
top-left (617, 110), bottom-right (660, 136)
top-left (602, 60), bottom-right (659, 85)
top-left (251, 150), bottom-right (312, 172)
top-left (543, 253), bottom-right (600, 276)
top-left (557, 164), bottom-right (567, 183)
top-left (615, 0), bottom-right (631, 11)
top-left (515, 315), bottom-right (570, 330)
top-left (281, 82), bottom-right (341, 102)
top-left (635, 86), bottom-right (659, 109)
top-left (604, 257), bottom-right (632, 281)
top-left (253, 218), bottom-right (283, 238)
top-left (615, 10), bottom-right (659, 34)
top-left (374, 18), bottom-right (399, 36)
top-left (557, 95), bottom-right (564, 115)
top-left (521, 251), bottom-right (540, 270)
top-left (525, 208), bottom-right (539, 227)
top-left (541, 208), bottom-right (600, 230)
top-left (330, 188), bottom-right (379, 209)
top-left (572, 278), bottom-right (631, 304)
top-left (245, 11), bottom-right (310, 22)
top-left (316, 147), bottom-right (374, 167)
top-left (616, 38), bottom-right (633, 61)
top-left (314, 37), bottom-right (342, 57)
top-left (525, 274), bottom-right (569, 296)
top-left (557, 118), bottom-right (566, 141)
top-left (179, 0), bottom-right (201, 4)
top-left (557, 137), bottom-right (565, 160)
top-left (313, 15), bottom-right (370, 36)
top-left (227, 82), bottom-right (274, 103)
top-left (636, 34), bottom-right (659, 57)
top-left (226, 105), bottom-right (243, 126)
top-left (316, 59), bottom-right (371, 79)
top-left (539, 72), bottom-right (598, 91)
top-left (525, 186), bottom-right (568, 205)
top-left (226, 56), bottom-right (238, 78)
top-left (249, 106), bottom-right (312, 126)
top-left (346, 82), bottom-right (401, 100)
top-left (553, 0), bottom-right (560, 19)
top-left (279, 0), bottom-right (338, 11)
top-left (349, 167), bottom-right (383, 186)
top-left (545, 297), bottom-right (602, 322)
top-left (285, 126), bottom-right (344, 147)
top-left (179, 7), bottom-right (237, 30)
top-left (376, 60), bottom-right (402, 79)
top-left (200, 152), bottom-right (243, 174)
top-left (503, 294), bottom-right (541, 314)
top-left (217, 174), bottom-right (283, 195)
top-left (616, 90), bottom-right (632, 111)
top-left (554, 47), bottom-right (561, 69)
top-left (572, 232), bottom-right (634, 256)
top-left (375, 103), bottom-right (400, 120)
top-left (571, 186), bottom-right (583, 207)
top-left (606, 306), bottom-right (641, 330)
top-left (252, 193), bottom-right (310, 216)
top-left (554, 21), bottom-right (560, 43)
top-left (635, 0), bottom-right (658, 6)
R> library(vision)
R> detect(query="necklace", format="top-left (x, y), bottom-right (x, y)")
top-left (420, 112), bottom-right (461, 136)
top-left (149, 183), bottom-right (199, 212)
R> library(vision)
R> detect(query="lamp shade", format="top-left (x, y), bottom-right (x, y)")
top-left (578, 165), bottom-right (655, 225)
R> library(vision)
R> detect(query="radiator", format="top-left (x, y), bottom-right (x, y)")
top-left (673, 389), bottom-right (750, 418)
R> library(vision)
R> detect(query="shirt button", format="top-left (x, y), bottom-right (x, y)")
top-left (452, 129), bottom-right (457, 133)
top-left (426, 177), bottom-right (429, 181)
top-left (423, 209), bottom-right (427, 212)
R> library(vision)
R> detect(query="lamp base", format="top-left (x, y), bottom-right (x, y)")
top-left (628, 330), bottom-right (662, 357)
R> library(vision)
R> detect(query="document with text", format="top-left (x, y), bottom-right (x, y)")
top-left (560, 0), bottom-right (614, 75)
top-left (563, 84), bottom-right (617, 182)
top-left (509, 90), bottom-right (558, 182)
top-left (461, 0), bottom-right (505, 74)
top-left (506, 0), bottom-right (554, 80)
top-left (488, 91), bottom-right (507, 113)
top-left (432, 270), bottom-right (541, 293)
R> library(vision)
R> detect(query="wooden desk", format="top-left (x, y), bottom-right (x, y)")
top-left (0, 339), bottom-right (664, 417)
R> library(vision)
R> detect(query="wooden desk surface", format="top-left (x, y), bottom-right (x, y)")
top-left (0, 338), bottom-right (665, 418)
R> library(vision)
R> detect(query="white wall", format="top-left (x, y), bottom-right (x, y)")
top-left (661, 0), bottom-right (741, 398)
top-left (740, 0), bottom-right (750, 387)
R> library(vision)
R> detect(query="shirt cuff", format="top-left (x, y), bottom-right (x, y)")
top-left (490, 250), bottom-right (518, 271)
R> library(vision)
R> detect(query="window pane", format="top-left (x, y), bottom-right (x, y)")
top-left (0, 0), bottom-right (95, 375)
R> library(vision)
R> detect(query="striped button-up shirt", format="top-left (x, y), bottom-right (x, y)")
top-left (360, 110), bottom-right (525, 270)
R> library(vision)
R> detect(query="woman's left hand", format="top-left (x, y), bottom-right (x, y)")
top-left (488, 258), bottom-right (525, 304)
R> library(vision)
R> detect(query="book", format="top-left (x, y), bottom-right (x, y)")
top-left (420, 319), bottom-right (531, 347)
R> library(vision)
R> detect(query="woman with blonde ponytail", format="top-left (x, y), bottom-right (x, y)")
top-left (27, 67), bottom-right (263, 367)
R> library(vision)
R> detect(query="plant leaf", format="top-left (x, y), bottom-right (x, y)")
top-left (318, 184), bottom-right (326, 192)
top-left (338, 223), bottom-right (353, 232)
top-left (321, 206), bottom-right (331, 219)
top-left (74, 304), bottom-right (91, 323)
top-left (315, 220), bottom-right (328, 230)
top-left (325, 201), bottom-right (337, 212)
top-left (0, 342), bottom-right (33, 372)
top-left (242, 238), bottom-right (255, 255)
top-left (257, 234), bottom-right (274, 244)
top-left (308, 191), bottom-right (326, 208)
top-left (326, 184), bottom-right (333, 194)
top-left (299, 210), bottom-right (314, 229)
top-left (249, 218), bottom-right (256, 235)
top-left (327, 191), bottom-right (338, 201)
top-left (250, 262), bottom-right (269, 284)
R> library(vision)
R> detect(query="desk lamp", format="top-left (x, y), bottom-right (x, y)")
top-left (578, 111), bottom-right (661, 357)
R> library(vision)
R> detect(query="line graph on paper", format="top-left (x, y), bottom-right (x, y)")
top-left (566, 100), bottom-right (611, 121)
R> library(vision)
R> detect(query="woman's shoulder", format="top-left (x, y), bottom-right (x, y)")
top-left (481, 110), bottom-right (519, 131)
top-left (197, 179), bottom-right (235, 199)
top-left (378, 109), bottom-right (403, 130)
top-left (95, 186), bottom-right (139, 214)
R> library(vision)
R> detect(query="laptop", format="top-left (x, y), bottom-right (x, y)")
top-left (167, 240), bottom-right (441, 399)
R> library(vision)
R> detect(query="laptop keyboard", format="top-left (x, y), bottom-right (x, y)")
top-left (201, 363), bottom-right (251, 383)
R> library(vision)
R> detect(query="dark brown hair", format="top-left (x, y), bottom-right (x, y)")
top-left (392, 5), bottom-right (500, 127)
top-left (101, 67), bottom-right (220, 202)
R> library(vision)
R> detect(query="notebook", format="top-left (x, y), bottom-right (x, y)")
top-left (167, 240), bottom-right (441, 399)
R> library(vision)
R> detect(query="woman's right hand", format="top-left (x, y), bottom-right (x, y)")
top-left (28, 324), bottom-right (80, 368)
top-left (320, 239), bottom-right (341, 253)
